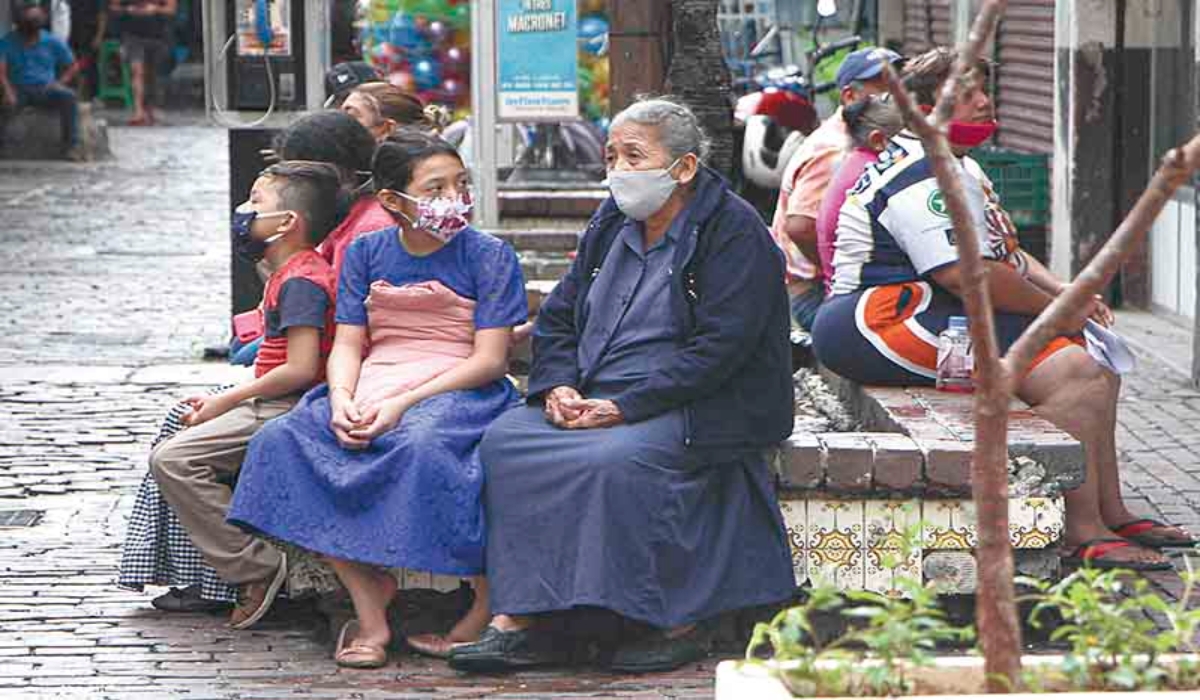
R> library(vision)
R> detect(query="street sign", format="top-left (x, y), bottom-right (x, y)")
top-left (496, 0), bottom-right (579, 122)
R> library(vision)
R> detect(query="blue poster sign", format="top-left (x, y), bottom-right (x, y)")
top-left (496, 0), bottom-right (579, 121)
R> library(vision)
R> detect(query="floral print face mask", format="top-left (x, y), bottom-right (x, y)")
top-left (391, 190), bottom-right (473, 243)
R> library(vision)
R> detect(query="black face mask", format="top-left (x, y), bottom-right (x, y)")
top-left (15, 16), bottom-right (43, 35)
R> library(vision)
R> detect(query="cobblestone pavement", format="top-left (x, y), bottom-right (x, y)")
top-left (0, 122), bottom-right (230, 366)
top-left (0, 364), bottom-right (716, 698)
top-left (1106, 311), bottom-right (1200, 605)
top-left (3, 124), bottom-right (1200, 696)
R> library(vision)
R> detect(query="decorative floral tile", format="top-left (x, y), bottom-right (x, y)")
top-left (922, 500), bottom-right (978, 550)
top-left (864, 500), bottom-right (921, 596)
top-left (430, 574), bottom-right (466, 592)
top-left (864, 500), bottom-right (919, 551)
top-left (806, 500), bottom-right (864, 551)
top-left (394, 570), bottom-right (466, 592)
top-left (1009, 497), bottom-right (1065, 549)
top-left (807, 500), bottom-right (865, 590)
top-left (779, 499), bottom-right (808, 585)
top-left (808, 547), bottom-right (865, 590)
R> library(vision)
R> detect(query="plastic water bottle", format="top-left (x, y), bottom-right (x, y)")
top-left (936, 316), bottom-right (974, 393)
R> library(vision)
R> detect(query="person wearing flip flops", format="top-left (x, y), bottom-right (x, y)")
top-left (816, 47), bottom-right (1194, 573)
top-left (107, 0), bottom-right (175, 126)
top-left (1063, 520), bottom-right (1198, 571)
top-left (226, 131), bottom-right (527, 669)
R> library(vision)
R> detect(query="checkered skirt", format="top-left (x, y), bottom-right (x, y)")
top-left (117, 386), bottom-right (239, 602)
top-left (117, 386), bottom-right (344, 603)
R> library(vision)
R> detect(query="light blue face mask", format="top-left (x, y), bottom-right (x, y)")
top-left (605, 158), bottom-right (681, 221)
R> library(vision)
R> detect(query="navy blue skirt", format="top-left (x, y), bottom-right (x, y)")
top-left (480, 404), bottom-right (795, 629)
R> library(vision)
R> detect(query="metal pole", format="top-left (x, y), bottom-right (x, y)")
top-left (1193, 0), bottom-right (1200, 387)
top-left (303, 0), bottom-right (332, 112)
top-left (201, 1), bottom-right (225, 122)
top-left (954, 0), bottom-right (973, 47)
top-left (470, 0), bottom-right (500, 229)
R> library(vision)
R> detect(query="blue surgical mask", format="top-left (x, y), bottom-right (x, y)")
top-left (232, 204), bottom-right (290, 262)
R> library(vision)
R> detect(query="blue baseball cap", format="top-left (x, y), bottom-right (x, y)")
top-left (835, 47), bottom-right (904, 91)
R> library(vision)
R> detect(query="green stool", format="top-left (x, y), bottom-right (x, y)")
top-left (96, 40), bottom-right (133, 109)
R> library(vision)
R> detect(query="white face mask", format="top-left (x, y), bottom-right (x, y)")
top-left (605, 158), bottom-right (681, 221)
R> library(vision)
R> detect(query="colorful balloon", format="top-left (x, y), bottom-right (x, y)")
top-left (360, 3), bottom-right (610, 131)
top-left (426, 20), bottom-right (450, 45)
top-left (412, 58), bottom-right (441, 90)
top-left (578, 15), bottom-right (608, 56)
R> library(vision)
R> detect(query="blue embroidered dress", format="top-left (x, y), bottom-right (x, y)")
top-left (227, 226), bottom-right (527, 574)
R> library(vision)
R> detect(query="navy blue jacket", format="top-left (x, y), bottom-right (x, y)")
top-left (528, 166), bottom-right (795, 453)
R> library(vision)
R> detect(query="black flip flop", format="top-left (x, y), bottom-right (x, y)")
top-left (1061, 537), bottom-right (1174, 571)
top-left (1113, 518), bottom-right (1199, 549)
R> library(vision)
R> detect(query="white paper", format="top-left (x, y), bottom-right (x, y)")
top-left (1082, 320), bottom-right (1136, 375)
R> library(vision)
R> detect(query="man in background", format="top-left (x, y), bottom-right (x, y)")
top-left (768, 46), bottom-right (902, 331)
top-left (0, 2), bottom-right (82, 159)
top-left (108, 0), bottom-right (175, 125)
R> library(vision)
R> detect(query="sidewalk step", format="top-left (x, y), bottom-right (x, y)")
top-left (519, 251), bottom-right (571, 282)
top-left (491, 229), bottom-right (581, 253)
top-left (499, 188), bottom-right (606, 219)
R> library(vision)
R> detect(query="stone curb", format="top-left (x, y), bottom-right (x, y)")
top-left (0, 365), bottom-right (249, 386)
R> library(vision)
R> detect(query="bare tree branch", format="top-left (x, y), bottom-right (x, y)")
top-left (863, 0), bottom-right (1200, 691)
top-left (886, 0), bottom-right (1023, 690)
top-left (1003, 136), bottom-right (1200, 380)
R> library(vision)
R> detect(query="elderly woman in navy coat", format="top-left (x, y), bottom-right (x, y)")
top-left (450, 97), bottom-right (797, 673)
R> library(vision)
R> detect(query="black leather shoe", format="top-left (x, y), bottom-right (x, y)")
top-left (448, 625), bottom-right (569, 672)
top-left (608, 625), bottom-right (710, 673)
top-left (151, 585), bottom-right (231, 613)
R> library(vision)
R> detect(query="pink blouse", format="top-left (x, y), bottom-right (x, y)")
top-left (815, 146), bottom-right (880, 294)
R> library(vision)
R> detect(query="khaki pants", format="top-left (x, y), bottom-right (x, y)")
top-left (150, 396), bottom-right (297, 585)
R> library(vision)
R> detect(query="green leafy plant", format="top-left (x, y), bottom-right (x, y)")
top-left (745, 517), bottom-right (1200, 697)
top-left (744, 521), bottom-right (972, 696)
top-left (745, 585), bottom-right (857, 697)
top-left (841, 568), bottom-right (974, 695)
top-left (1019, 554), bottom-right (1200, 691)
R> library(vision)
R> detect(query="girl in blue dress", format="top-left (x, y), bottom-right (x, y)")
top-left (228, 130), bottom-right (528, 668)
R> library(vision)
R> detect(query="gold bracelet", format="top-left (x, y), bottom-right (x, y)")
top-left (330, 385), bottom-right (354, 396)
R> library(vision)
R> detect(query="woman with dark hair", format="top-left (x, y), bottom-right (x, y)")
top-left (228, 129), bottom-right (528, 668)
top-left (814, 95), bottom-right (903, 294)
top-left (272, 110), bottom-right (396, 274)
top-left (340, 82), bottom-right (451, 142)
top-left (117, 112), bottom-right (390, 612)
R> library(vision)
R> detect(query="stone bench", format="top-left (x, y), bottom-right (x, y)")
top-left (311, 280), bottom-right (1086, 648)
top-left (0, 102), bottom-right (110, 161)
top-left (819, 370), bottom-right (1084, 497)
top-left (767, 370), bottom-right (1086, 596)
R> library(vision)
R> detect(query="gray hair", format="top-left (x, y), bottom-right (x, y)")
top-left (842, 95), bottom-right (903, 149)
top-left (611, 96), bottom-right (711, 162)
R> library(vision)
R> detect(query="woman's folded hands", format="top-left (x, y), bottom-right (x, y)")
top-left (544, 386), bottom-right (624, 430)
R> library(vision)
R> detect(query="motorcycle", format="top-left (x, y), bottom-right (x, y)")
top-left (732, 0), bottom-right (866, 217)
